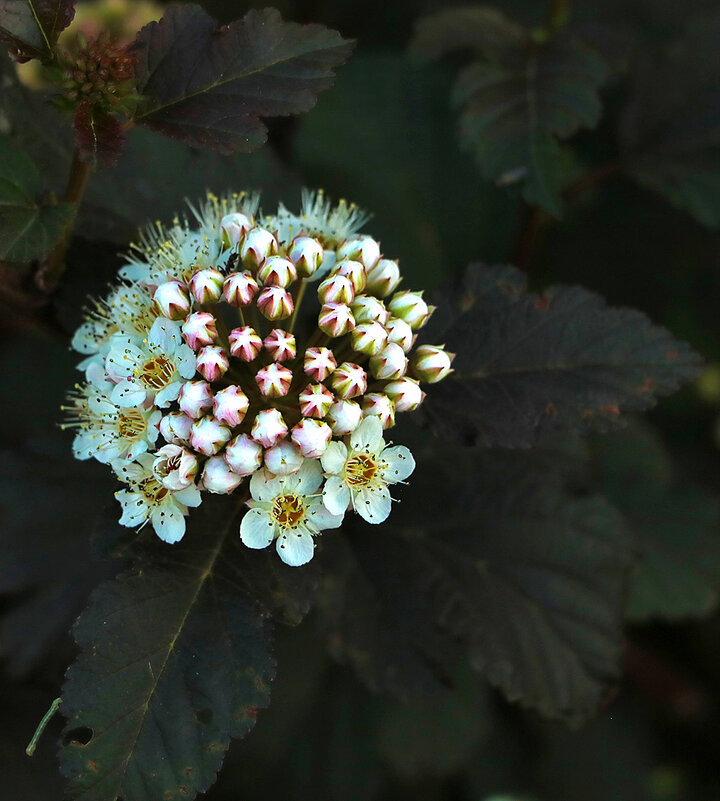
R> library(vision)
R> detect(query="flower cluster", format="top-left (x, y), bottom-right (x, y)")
top-left (64, 190), bottom-right (454, 566)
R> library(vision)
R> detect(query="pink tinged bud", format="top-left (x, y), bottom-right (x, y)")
top-left (225, 433), bottom-right (263, 476)
top-left (255, 363), bottom-right (293, 398)
top-left (251, 408), bottom-right (288, 448)
top-left (178, 380), bottom-right (214, 419)
top-left (221, 212), bottom-right (253, 247)
top-left (317, 274), bottom-right (355, 305)
top-left (365, 258), bottom-right (402, 298)
top-left (264, 439), bottom-right (303, 475)
top-left (388, 290), bottom-right (433, 330)
top-left (182, 311), bottom-right (217, 350)
top-left (152, 444), bottom-right (198, 490)
top-left (318, 303), bottom-right (355, 337)
top-left (264, 329), bottom-right (297, 362)
top-left (327, 399), bottom-right (363, 435)
top-left (256, 286), bottom-right (293, 321)
top-left (289, 235), bottom-right (324, 277)
top-left (190, 415), bottom-right (232, 456)
top-left (189, 268), bottom-right (224, 304)
top-left (362, 393), bottom-right (396, 430)
top-left (331, 362), bottom-right (367, 399)
top-left (257, 256), bottom-right (297, 288)
top-left (153, 281), bottom-right (191, 320)
top-left (337, 236), bottom-right (381, 269)
top-left (223, 271), bottom-right (259, 307)
top-left (240, 227), bottom-right (278, 272)
top-left (369, 342), bottom-right (408, 380)
top-left (332, 258), bottom-right (366, 293)
top-left (304, 347), bottom-right (337, 382)
top-left (385, 316), bottom-right (415, 353)
top-left (384, 377), bottom-right (425, 412)
top-left (299, 382), bottom-right (335, 418)
top-left (411, 344), bottom-right (455, 383)
top-left (291, 419), bottom-right (332, 458)
top-left (159, 411), bottom-right (193, 445)
top-left (213, 385), bottom-right (249, 426)
top-left (202, 455), bottom-right (244, 494)
top-left (351, 295), bottom-right (389, 325)
top-left (229, 326), bottom-right (263, 362)
top-left (196, 345), bottom-right (229, 382)
top-left (351, 321), bottom-right (389, 356)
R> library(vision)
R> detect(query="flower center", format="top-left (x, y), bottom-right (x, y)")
top-left (117, 409), bottom-right (146, 438)
top-left (140, 356), bottom-right (174, 389)
top-left (138, 476), bottom-right (169, 502)
top-left (345, 454), bottom-right (378, 487)
top-left (271, 494), bottom-right (306, 528)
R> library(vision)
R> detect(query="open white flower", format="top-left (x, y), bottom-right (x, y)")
top-left (321, 416), bottom-right (415, 524)
top-left (113, 453), bottom-right (202, 543)
top-left (240, 459), bottom-right (343, 566)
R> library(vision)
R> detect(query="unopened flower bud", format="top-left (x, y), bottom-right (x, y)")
top-left (331, 362), bottom-right (367, 399)
top-left (388, 290), bottom-right (433, 330)
top-left (385, 316), bottom-right (414, 352)
top-left (351, 321), bottom-right (389, 356)
top-left (299, 382), bottom-right (335, 418)
top-left (225, 433), bottom-right (263, 476)
top-left (257, 286), bottom-right (293, 321)
top-left (332, 258), bottom-right (366, 293)
top-left (362, 393), bottom-right (396, 429)
top-left (251, 408), bottom-right (288, 448)
top-left (257, 256), bottom-right (297, 288)
top-left (178, 380), bottom-right (213, 419)
top-left (221, 212), bottom-right (252, 247)
top-left (366, 258), bottom-right (401, 298)
top-left (159, 411), bottom-right (193, 445)
top-left (153, 281), bottom-right (190, 320)
top-left (291, 419), bottom-right (332, 458)
top-left (318, 302), bottom-right (355, 337)
top-left (190, 415), bottom-right (232, 456)
top-left (337, 236), bottom-right (381, 269)
top-left (196, 345), bottom-right (229, 382)
top-left (327, 399), bottom-right (363, 435)
top-left (410, 344), bottom-right (455, 383)
top-left (189, 268), bottom-right (224, 304)
top-left (182, 311), bottom-right (217, 350)
top-left (223, 271), bottom-right (259, 307)
top-left (384, 376), bottom-right (425, 412)
top-left (201, 454), bottom-right (244, 493)
top-left (318, 274), bottom-right (355, 305)
top-left (264, 440), bottom-right (303, 475)
top-left (304, 347), bottom-right (337, 382)
top-left (264, 329), bottom-right (297, 362)
top-left (351, 295), bottom-right (389, 325)
top-left (255, 363), bottom-right (293, 397)
top-left (213, 385), bottom-right (249, 427)
top-left (240, 227), bottom-right (278, 272)
top-left (370, 342), bottom-right (408, 380)
top-left (152, 444), bottom-right (198, 490)
top-left (288, 235), bottom-right (324, 277)
top-left (229, 326), bottom-right (263, 361)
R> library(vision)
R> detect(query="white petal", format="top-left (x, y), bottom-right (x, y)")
top-left (175, 485), bottom-right (202, 507)
top-left (276, 527), bottom-right (315, 566)
top-left (306, 496), bottom-right (344, 531)
top-left (321, 441), bottom-right (347, 475)
top-left (106, 341), bottom-right (143, 377)
top-left (354, 485), bottom-right (392, 524)
top-left (111, 380), bottom-right (146, 407)
top-left (249, 469), bottom-right (285, 503)
top-left (155, 381), bottom-right (182, 408)
top-left (288, 458), bottom-right (322, 496)
top-left (380, 445), bottom-right (415, 483)
top-left (116, 490), bottom-right (147, 526)
top-left (149, 318), bottom-right (181, 352)
top-left (72, 321), bottom-right (101, 354)
top-left (240, 508), bottom-right (275, 549)
top-left (175, 346), bottom-right (197, 379)
top-left (350, 415), bottom-right (384, 453)
top-left (72, 432), bottom-right (95, 460)
top-left (150, 505), bottom-right (186, 543)
top-left (322, 475), bottom-right (351, 515)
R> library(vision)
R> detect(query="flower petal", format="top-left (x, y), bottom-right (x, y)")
top-left (116, 490), bottom-right (147, 526)
top-left (111, 380), bottom-right (146, 408)
top-left (240, 508), bottom-right (275, 549)
top-left (155, 381), bottom-right (182, 408)
top-left (306, 496), bottom-right (344, 531)
top-left (276, 526), bottom-right (315, 566)
top-left (321, 441), bottom-right (347, 475)
top-left (288, 458), bottom-right (322, 496)
top-left (150, 505), bottom-right (186, 543)
top-left (175, 484), bottom-right (202, 507)
top-left (175, 346), bottom-right (197, 379)
top-left (322, 475), bottom-right (351, 515)
top-left (149, 318), bottom-right (182, 353)
top-left (250, 468), bottom-right (285, 503)
top-left (354, 484), bottom-right (392, 524)
top-left (350, 415), bottom-right (384, 453)
top-left (380, 445), bottom-right (415, 483)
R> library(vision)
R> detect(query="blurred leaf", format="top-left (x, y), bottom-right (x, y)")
top-left (410, 8), bottom-right (608, 216)
top-left (60, 496), bottom-right (276, 801)
top-left (73, 103), bottom-right (125, 167)
top-left (415, 263), bottom-right (702, 447)
top-left (0, 0), bottom-right (74, 62)
top-left (0, 134), bottom-right (74, 262)
top-left (131, 4), bottom-right (354, 153)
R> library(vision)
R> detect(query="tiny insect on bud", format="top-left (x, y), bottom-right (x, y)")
top-left (384, 376), bottom-right (425, 412)
top-left (257, 255), bottom-right (297, 288)
top-left (288, 235), bottom-right (324, 277)
top-left (240, 227), bottom-right (278, 272)
top-left (153, 281), bottom-right (191, 320)
top-left (317, 274), bottom-right (355, 305)
top-left (362, 393), bottom-right (396, 429)
top-left (251, 408), bottom-right (288, 448)
top-left (410, 344), bottom-right (455, 383)
top-left (255, 363), bottom-right (293, 398)
top-left (332, 258), bottom-right (366, 293)
top-left (221, 212), bottom-right (253, 248)
top-left (178, 380), bottom-right (214, 419)
top-left (331, 362), bottom-right (367, 399)
top-left (327, 399), bottom-right (363, 435)
top-left (188, 268), bottom-right (224, 304)
top-left (159, 411), bottom-right (194, 445)
top-left (202, 454), bottom-right (245, 493)
top-left (304, 347), bottom-right (337, 382)
top-left (196, 345), bottom-right (229, 382)
top-left (264, 329), bottom-right (297, 362)
top-left (291, 419), bottom-right (332, 458)
top-left (225, 433), bottom-right (263, 476)
top-left (365, 258), bottom-right (401, 298)
top-left (182, 312), bottom-right (217, 350)
top-left (369, 342), bottom-right (408, 380)
top-left (318, 303), bottom-right (355, 337)
top-left (152, 444), bottom-right (198, 490)
top-left (256, 286), bottom-right (294, 321)
top-left (190, 415), bottom-right (232, 456)
top-left (336, 236), bottom-right (381, 269)
top-left (385, 316), bottom-right (414, 352)
top-left (213, 385), bottom-right (249, 427)
top-left (229, 326), bottom-right (263, 362)
top-left (388, 290), bottom-right (433, 330)
top-left (351, 321), bottom-right (389, 356)
top-left (223, 271), bottom-right (259, 307)
top-left (299, 382), bottom-right (335, 418)
top-left (264, 439), bottom-right (303, 475)
top-left (351, 295), bottom-right (389, 325)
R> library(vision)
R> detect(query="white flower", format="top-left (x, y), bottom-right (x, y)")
top-left (321, 416), bottom-right (414, 524)
top-left (240, 459), bottom-right (343, 566)
top-left (113, 453), bottom-right (202, 543)
top-left (105, 318), bottom-right (196, 408)
top-left (152, 444), bottom-right (198, 490)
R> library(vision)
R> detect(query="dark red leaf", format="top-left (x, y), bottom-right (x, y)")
top-left (0, 0), bottom-right (74, 61)
top-left (73, 103), bottom-right (125, 166)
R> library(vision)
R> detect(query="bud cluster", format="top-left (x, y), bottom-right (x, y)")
top-left (64, 191), bottom-right (453, 565)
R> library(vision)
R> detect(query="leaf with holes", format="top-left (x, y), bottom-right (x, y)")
top-left (59, 496), bottom-right (276, 801)
top-left (414, 263), bottom-right (701, 447)
top-left (130, 4), bottom-right (354, 153)
top-left (0, 0), bottom-right (74, 61)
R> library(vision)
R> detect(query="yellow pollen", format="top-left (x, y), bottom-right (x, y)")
top-left (117, 409), bottom-right (146, 438)
top-left (138, 477), bottom-right (169, 502)
top-left (140, 356), bottom-right (174, 389)
top-left (344, 454), bottom-right (378, 488)
top-left (271, 494), bottom-right (305, 528)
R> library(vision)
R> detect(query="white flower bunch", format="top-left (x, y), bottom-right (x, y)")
top-left (64, 190), bottom-right (454, 566)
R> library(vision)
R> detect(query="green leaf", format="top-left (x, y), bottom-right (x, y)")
top-left (0, 0), bottom-right (74, 61)
top-left (0, 134), bottom-right (74, 263)
top-left (59, 496), bottom-right (276, 801)
top-left (131, 4), bottom-right (354, 153)
top-left (416, 263), bottom-right (702, 447)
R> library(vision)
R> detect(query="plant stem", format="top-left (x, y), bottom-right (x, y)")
top-left (288, 279), bottom-right (307, 333)
top-left (26, 697), bottom-right (62, 756)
